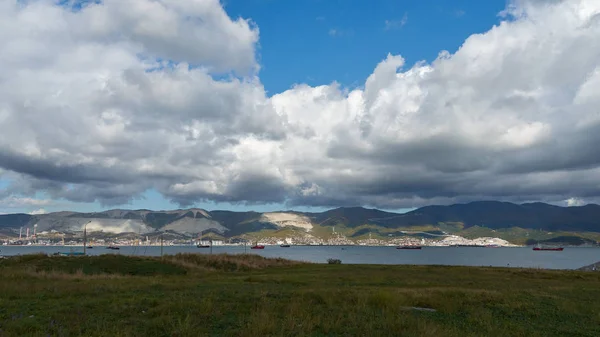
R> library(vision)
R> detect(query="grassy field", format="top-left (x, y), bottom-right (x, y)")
top-left (1, 254), bottom-right (599, 337)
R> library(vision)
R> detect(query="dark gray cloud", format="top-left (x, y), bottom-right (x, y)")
top-left (0, 149), bottom-right (135, 184)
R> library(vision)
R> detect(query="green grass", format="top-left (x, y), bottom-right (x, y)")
top-left (1, 254), bottom-right (188, 276)
top-left (1, 254), bottom-right (599, 336)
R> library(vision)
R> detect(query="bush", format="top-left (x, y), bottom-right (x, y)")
top-left (327, 258), bottom-right (342, 264)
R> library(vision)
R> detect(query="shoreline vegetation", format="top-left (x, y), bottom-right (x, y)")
top-left (1, 254), bottom-right (600, 336)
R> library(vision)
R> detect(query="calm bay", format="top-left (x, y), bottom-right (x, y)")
top-left (2, 245), bottom-right (599, 270)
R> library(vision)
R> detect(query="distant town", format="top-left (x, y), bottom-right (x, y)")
top-left (0, 229), bottom-right (519, 248)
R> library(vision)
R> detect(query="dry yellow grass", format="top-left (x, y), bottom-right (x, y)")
top-left (21, 267), bottom-right (126, 280)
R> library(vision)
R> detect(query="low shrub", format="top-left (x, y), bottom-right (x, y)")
top-left (169, 253), bottom-right (303, 272)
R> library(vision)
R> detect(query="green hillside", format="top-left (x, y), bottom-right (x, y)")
top-left (3, 202), bottom-right (600, 244)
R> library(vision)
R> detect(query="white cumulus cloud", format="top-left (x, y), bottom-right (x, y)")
top-left (0, 0), bottom-right (599, 209)
top-left (566, 197), bottom-right (586, 207)
top-left (29, 208), bottom-right (48, 215)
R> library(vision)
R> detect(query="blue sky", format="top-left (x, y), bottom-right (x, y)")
top-left (1, 0), bottom-right (509, 214)
top-left (224, 0), bottom-right (506, 93)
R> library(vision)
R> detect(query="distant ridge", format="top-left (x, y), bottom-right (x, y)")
top-left (1, 201), bottom-right (600, 238)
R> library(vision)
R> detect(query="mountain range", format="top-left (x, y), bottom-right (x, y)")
top-left (2, 201), bottom-right (600, 244)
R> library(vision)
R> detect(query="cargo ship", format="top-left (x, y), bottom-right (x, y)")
top-left (533, 243), bottom-right (563, 251)
top-left (533, 246), bottom-right (564, 251)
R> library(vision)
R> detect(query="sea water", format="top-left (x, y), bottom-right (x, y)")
top-left (2, 245), bottom-right (599, 270)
